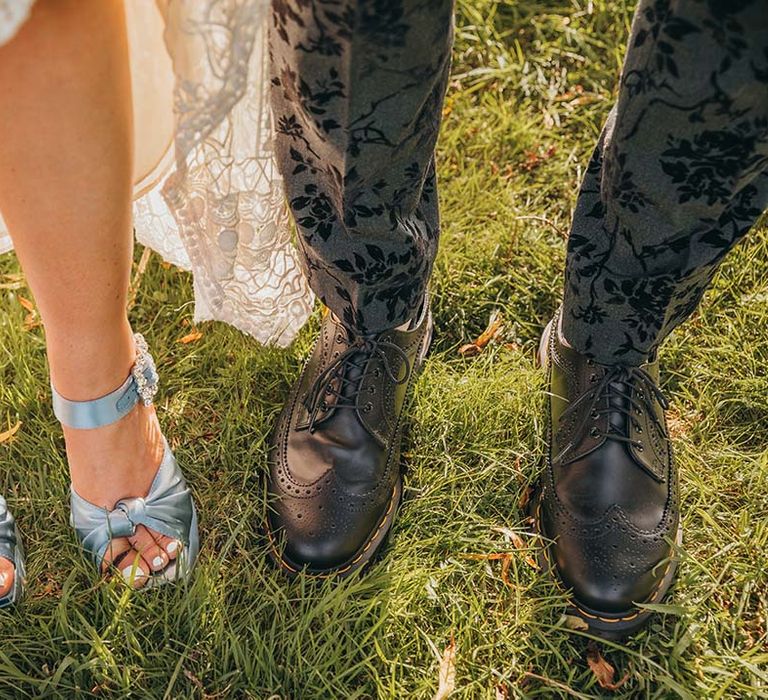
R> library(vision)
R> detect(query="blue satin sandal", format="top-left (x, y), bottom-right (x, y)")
top-left (52, 333), bottom-right (199, 585)
top-left (0, 495), bottom-right (25, 607)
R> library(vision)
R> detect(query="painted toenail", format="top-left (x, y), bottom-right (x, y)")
top-left (166, 540), bottom-right (178, 554)
top-left (122, 565), bottom-right (135, 581)
top-left (0, 573), bottom-right (6, 588)
top-left (152, 556), bottom-right (165, 569)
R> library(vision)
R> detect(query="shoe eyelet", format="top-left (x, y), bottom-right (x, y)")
top-left (589, 427), bottom-right (600, 438)
top-left (586, 358), bottom-right (594, 366)
top-left (369, 386), bottom-right (376, 394)
top-left (589, 373), bottom-right (598, 383)
top-left (637, 445), bottom-right (644, 452)
top-left (590, 409), bottom-right (599, 419)
top-left (364, 402), bottom-right (373, 413)
top-left (636, 426), bottom-right (643, 434)
top-left (373, 368), bottom-right (381, 378)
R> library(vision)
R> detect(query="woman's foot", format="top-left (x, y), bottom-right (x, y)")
top-left (64, 403), bottom-right (180, 588)
top-left (52, 330), bottom-right (196, 589)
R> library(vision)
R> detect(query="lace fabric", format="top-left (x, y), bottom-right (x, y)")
top-left (0, 0), bottom-right (313, 347)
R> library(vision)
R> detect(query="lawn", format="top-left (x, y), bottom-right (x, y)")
top-left (0, 0), bottom-right (766, 697)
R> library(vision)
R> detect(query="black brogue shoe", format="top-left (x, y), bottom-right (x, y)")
top-left (266, 303), bottom-right (432, 577)
top-left (532, 309), bottom-right (681, 638)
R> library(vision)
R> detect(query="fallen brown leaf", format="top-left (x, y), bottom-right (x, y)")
top-left (586, 641), bottom-right (630, 691)
top-left (520, 145), bottom-right (557, 173)
top-left (563, 614), bottom-right (589, 631)
top-left (23, 313), bottom-right (41, 331)
top-left (518, 485), bottom-right (533, 511)
top-left (491, 526), bottom-right (539, 570)
top-left (459, 312), bottom-right (504, 357)
top-left (179, 330), bottom-right (203, 344)
top-left (463, 552), bottom-right (515, 586)
top-left (17, 296), bottom-right (34, 312)
top-left (433, 636), bottom-right (456, 700)
top-left (666, 406), bottom-right (701, 440)
top-left (0, 421), bottom-right (21, 444)
top-left (495, 683), bottom-right (509, 700)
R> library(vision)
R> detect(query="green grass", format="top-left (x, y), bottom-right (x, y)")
top-left (0, 0), bottom-right (766, 697)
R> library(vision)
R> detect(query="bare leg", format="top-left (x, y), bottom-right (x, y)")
top-left (0, 0), bottom-right (177, 587)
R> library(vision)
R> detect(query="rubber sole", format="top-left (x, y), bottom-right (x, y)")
top-left (533, 315), bottom-right (681, 640)
top-left (266, 477), bottom-right (403, 580)
top-left (267, 311), bottom-right (434, 580)
top-left (529, 487), bottom-right (682, 640)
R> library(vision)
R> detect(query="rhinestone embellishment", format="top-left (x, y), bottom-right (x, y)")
top-left (131, 333), bottom-right (159, 406)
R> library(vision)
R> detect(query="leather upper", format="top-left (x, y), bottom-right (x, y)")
top-left (539, 311), bottom-right (679, 613)
top-left (267, 307), bottom-right (431, 572)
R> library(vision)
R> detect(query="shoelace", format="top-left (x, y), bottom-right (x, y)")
top-left (302, 333), bottom-right (411, 433)
top-left (558, 365), bottom-right (669, 459)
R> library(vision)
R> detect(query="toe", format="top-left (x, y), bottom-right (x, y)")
top-left (129, 525), bottom-right (168, 573)
top-left (120, 551), bottom-right (151, 589)
top-left (101, 537), bottom-right (149, 589)
top-left (0, 557), bottom-right (14, 598)
top-left (100, 537), bottom-right (133, 575)
top-left (152, 532), bottom-right (181, 561)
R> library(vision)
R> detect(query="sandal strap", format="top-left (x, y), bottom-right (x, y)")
top-left (0, 496), bottom-right (17, 563)
top-left (51, 333), bottom-right (159, 430)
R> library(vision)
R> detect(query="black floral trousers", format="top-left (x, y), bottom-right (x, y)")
top-left (268, 0), bottom-right (454, 333)
top-left (561, 0), bottom-right (768, 365)
top-left (270, 0), bottom-right (768, 363)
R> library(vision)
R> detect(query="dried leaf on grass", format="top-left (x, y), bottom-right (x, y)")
top-left (17, 296), bottom-right (34, 312)
top-left (23, 314), bottom-right (40, 331)
top-left (491, 526), bottom-right (539, 570)
top-left (17, 295), bottom-right (41, 330)
top-left (518, 485), bottom-right (533, 511)
top-left (586, 641), bottom-right (630, 691)
top-left (495, 683), bottom-right (509, 699)
top-left (563, 614), bottom-right (589, 631)
top-left (520, 145), bottom-right (557, 173)
top-left (459, 312), bottom-right (504, 357)
top-left (179, 330), bottom-right (204, 344)
top-left (463, 552), bottom-right (514, 586)
top-left (432, 636), bottom-right (456, 700)
top-left (0, 421), bottom-right (21, 444)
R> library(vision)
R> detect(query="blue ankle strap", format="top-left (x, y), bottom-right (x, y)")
top-left (51, 333), bottom-right (159, 430)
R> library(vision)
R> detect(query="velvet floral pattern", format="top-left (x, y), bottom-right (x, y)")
top-left (269, 0), bottom-right (455, 333)
top-left (562, 0), bottom-right (768, 365)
